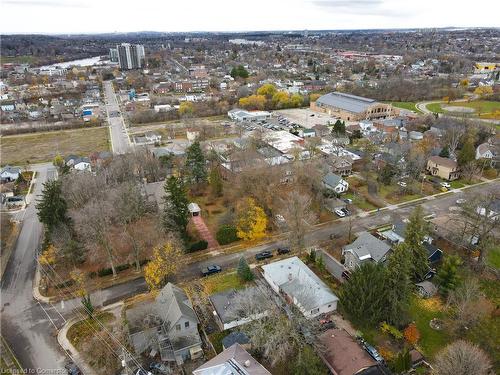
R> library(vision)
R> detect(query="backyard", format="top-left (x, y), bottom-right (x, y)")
top-left (1, 127), bottom-right (110, 166)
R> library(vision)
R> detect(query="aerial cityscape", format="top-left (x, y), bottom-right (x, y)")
top-left (0, 1), bottom-right (499, 375)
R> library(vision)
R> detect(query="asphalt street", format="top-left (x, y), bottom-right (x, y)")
top-left (0, 164), bottom-right (70, 370)
top-left (103, 81), bottom-right (131, 155)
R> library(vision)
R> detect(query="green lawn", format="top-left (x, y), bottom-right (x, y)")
top-left (386, 101), bottom-right (421, 113)
top-left (66, 312), bottom-right (115, 348)
top-left (409, 297), bottom-right (450, 358)
top-left (1, 55), bottom-right (39, 64)
top-left (450, 180), bottom-right (466, 189)
top-left (486, 247), bottom-right (500, 269)
top-left (426, 102), bottom-right (445, 114)
top-left (201, 271), bottom-right (248, 294)
top-left (446, 100), bottom-right (500, 114)
top-left (344, 192), bottom-right (378, 212)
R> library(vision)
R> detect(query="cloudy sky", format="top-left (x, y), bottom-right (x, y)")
top-left (1, 0), bottom-right (499, 34)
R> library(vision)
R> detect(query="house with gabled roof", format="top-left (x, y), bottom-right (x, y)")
top-left (342, 232), bottom-right (392, 271)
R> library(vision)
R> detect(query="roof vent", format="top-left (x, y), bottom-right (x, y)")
top-left (288, 273), bottom-right (293, 281)
top-left (244, 360), bottom-right (251, 367)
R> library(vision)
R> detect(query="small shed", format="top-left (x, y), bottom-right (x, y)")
top-left (188, 202), bottom-right (201, 216)
top-left (415, 281), bottom-right (437, 298)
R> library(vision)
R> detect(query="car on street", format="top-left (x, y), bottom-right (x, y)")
top-left (277, 247), bottom-right (290, 255)
top-left (334, 209), bottom-right (346, 217)
top-left (255, 251), bottom-right (273, 260)
top-left (456, 198), bottom-right (466, 205)
top-left (65, 362), bottom-right (82, 375)
top-left (341, 208), bottom-right (351, 216)
top-left (329, 233), bottom-right (340, 240)
top-left (201, 265), bottom-right (222, 276)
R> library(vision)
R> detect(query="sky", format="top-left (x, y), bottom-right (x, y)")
top-left (1, 0), bottom-right (499, 34)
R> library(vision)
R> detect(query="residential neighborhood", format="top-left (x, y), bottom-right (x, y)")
top-left (1, 5), bottom-right (499, 375)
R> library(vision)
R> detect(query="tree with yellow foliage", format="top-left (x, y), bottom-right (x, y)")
top-left (239, 94), bottom-right (266, 110)
top-left (144, 242), bottom-right (184, 290)
top-left (256, 83), bottom-right (277, 99)
top-left (179, 101), bottom-right (194, 116)
top-left (272, 91), bottom-right (290, 108)
top-left (474, 86), bottom-right (493, 97)
top-left (309, 93), bottom-right (321, 102)
top-left (39, 244), bottom-right (57, 266)
top-left (236, 198), bottom-right (267, 241)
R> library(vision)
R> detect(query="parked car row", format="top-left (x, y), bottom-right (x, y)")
top-left (334, 207), bottom-right (351, 217)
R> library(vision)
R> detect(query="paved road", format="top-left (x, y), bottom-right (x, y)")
top-left (103, 81), bottom-right (131, 154)
top-left (0, 164), bottom-right (70, 370)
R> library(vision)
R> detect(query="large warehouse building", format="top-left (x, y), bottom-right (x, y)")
top-left (310, 92), bottom-right (397, 121)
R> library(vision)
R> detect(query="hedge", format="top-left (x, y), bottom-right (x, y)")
top-left (188, 240), bottom-right (208, 252)
top-left (216, 225), bottom-right (239, 245)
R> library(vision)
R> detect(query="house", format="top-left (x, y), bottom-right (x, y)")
top-left (261, 256), bottom-right (339, 318)
top-left (311, 92), bottom-right (396, 121)
top-left (0, 166), bottom-right (21, 182)
top-left (329, 156), bottom-right (353, 176)
top-left (426, 156), bottom-right (460, 181)
top-left (322, 172), bottom-right (349, 194)
top-left (209, 287), bottom-right (268, 330)
top-left (299, 128), bottom-right (316, 138)
top-left (227, 108), bottom-right (271, 122)
top-left (318, 328), bottom-right (380, 375)
top-left (342, 232), bottom-right (391, 270)
top-left (127, 283), bottom-right (202, 365)
top-left (476, 142), bottom-right (498, 166)
top-left (192, 343), bottom-right (271, 375)
top-left (65, 155), bottom-right (91, 171)
top-left (415, 281), bottom-right (438, 298)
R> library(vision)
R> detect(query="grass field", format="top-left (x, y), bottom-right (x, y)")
top-left (386, 101), bottom-right (421, 113)
top-left (1, 127), bottom-right (110, 166)
top-left (486, 247), bottom-right (500, 269)
top-left (201, 271), bottom-right (248, 294)
top-left (425, 101), bottom-right (500, 119)
top-left (1, 55), bottom-right (39, 64)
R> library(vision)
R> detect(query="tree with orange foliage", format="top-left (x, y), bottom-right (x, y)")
top-left (403, 323), bottom-right (420, 345)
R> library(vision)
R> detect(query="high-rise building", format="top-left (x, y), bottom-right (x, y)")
top-left (109, 48), bottom-right (119, 63)
top-left (115, 43), bottom-right (145, 70)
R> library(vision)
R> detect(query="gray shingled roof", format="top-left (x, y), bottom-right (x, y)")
top-left (344, 232), bottom-right (391, 262)
top-left (156, 283), bottom-right (197, 327)
top-left (323, 172), bottom-right (343, 188)
top-left (316, 92), bottom-right (376, 113)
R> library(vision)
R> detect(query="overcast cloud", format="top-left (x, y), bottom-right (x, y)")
top-left (1, 0), bottom-right (499, 34)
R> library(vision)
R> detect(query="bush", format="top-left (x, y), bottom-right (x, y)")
top-left (97, 267), bottom-right (113, 277)
top-left (216, 225), bottom-right (239, 245)
top-left (188, 240), bottom-right (208, 252)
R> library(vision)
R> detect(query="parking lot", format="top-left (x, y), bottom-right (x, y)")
top-left (274, 108), bottom-right (335, 129)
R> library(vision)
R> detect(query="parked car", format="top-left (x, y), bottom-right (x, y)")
top-left (341, 208), bottom-right (351, 216)
top-left (341, 270), bottom-right (351, 280)
top-left (255, 251), bottom-right (273, 260)
top-left (398, 181), bottom-right (407, 187)
top-left (149, 362), bottom-right (170, 374)
top-left (440, 182), bottom-right (451, 189)
top-left (65, 362), bottom-right (82, 375)
top-left (277, 247), bottom-right (290, 255)
top-left (343, 198), bottom-right (353, 204)
top-left (358, 339), bottom-right (384, 363)
top-left (201, 265), bottom-right (222, 276)
top-left (334, 209), bottom-right (346, 217)
top-left (456, 198), bottom-right (466, 205)
top-left (329, 233), bottom-right (340, 240)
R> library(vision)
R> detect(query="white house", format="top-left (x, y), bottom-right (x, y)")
top-left (476, 143), bottom-right (497, 166)
top-left (0, 166), bottom-right (21, 182)
top-left (261, 257), bottom-right (339, 318)
top-left (322, 172), bottom-right (349, 194)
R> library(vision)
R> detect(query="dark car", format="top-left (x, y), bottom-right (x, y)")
top-left (201, 265), bottom-right (222, 276)
top-left (277, 247), bottom-right (290, 255)
top-left (255, 251), bottom-right (273, 261)
top-left (341, 208), bottom-right (351, 216)
top-left (65, 362), bottom-right (82, 375)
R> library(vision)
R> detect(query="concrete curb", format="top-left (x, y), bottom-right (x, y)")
top-left (33, 265), bottom-right (51, 303)
top-left (57, 317), bottom-right (98, 375)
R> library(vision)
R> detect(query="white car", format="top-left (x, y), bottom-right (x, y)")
top-left (440, 182), bottom-right (451, 189)
top-left (398, 181), bottom-right (407, 187)
top-left (334, 209), bottom-right (346, 218)
top-left (456, 198), bottom-right (466, 205)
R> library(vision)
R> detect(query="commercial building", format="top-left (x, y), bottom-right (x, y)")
top-left (114, 43), bottom-right (145, 70)
top-left (311, 92), bottom-right (396, 121)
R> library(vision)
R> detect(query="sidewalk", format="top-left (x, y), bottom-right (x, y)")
top-left (192, 215), bottom-right (219, 249)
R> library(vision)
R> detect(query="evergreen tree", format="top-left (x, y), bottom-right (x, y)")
top-left (185, 141), bottom-right (207, 184)
top-left (36, 180), bottom-right (67, 233)
top-left (340, 262), bottom-right (389, 325)
top-left (404, 206), bottom-right (430, 280)
top-left (209, 167), bottom-right (223, 197)
top-left (435, 255), bottom-right (462, 296)
top-left (439, 146), bottom-right (450, 158)
top-left (457, 136), bottom-right (476, 166)
top-left (332, 119), bottom-right (346, 135)
top-left (237, 257), bottom-right (254, 281)
top-left (385, 244), bottom-right (412, 325)
top-left (162, 176), bottom-right (189, 234)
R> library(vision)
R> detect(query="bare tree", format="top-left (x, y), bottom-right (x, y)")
top-left (442, 121), bottom-right (465, 158)
top-left (280, 191), bottom-right (317, 252)
top-left (458, 189), bottom-right (500, 264)
top-left (61, 172), bottom-right (103, 209)
top-left (447, 279), bottom-right (485, 331)
top-left (73, 198), bottom-right (117, 276)
top-left (434, 340), bottom-right (491, 375)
